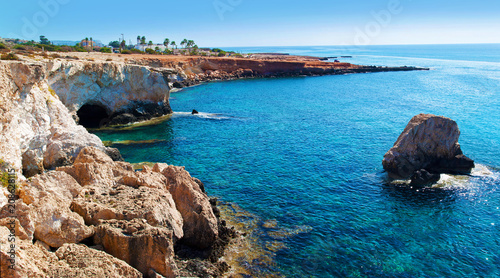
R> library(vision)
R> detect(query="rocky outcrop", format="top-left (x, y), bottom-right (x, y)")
top-left (0, 61), bottom-right (105, 177)
top-left (0, 146), bottom-right (230, 277)
top-left (383, 114), bottom-right (475, 184)
top-left (47, 60), bottom-right (173, 127)
top-left (159, 164), bottom-right (219, 249)
top-left (94, 219), bottom-right (179, 278)
top-left (0, 225), bottom-right (142, 277)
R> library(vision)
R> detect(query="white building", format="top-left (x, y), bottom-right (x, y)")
top-left (134, 44), bottom-right (169, 52)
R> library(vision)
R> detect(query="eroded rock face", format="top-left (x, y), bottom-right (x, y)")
top-left (18, 171), bottom-right (93, 247)
top-left (160, 165), bottom-right (218, 249)
top-left (0, 61), bottom-right (105, 176)
top-left (94, 219), bottom-right (179, 278)
top-left (383, 114), bottom-right (475, 180)
top-left (0, 225), bottom-right (141, 278)
top-left (47, 60), bottom-right (173, 127)
top-left (52, 243), bottom-right (143, 278)
top-left (72, 184), bottom-right (183, 240)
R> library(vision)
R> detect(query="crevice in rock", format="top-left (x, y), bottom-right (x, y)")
top-left (77, 103), bottom-right (109, 128)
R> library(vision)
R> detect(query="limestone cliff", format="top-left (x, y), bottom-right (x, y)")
top-left (0, 61), bottom-right (104, 176)
top-left (0, 59), bottom-right (176, 178)
top-left (47, 60), bottom-right (173, 127)
top-left (0, 59), bottom-right (233, 277)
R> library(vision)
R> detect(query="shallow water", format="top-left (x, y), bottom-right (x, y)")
top-left (94, 44), bottom-right (500, 277)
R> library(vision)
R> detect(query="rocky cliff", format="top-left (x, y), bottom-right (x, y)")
top-left (0, 59), bottom-right (234, 277)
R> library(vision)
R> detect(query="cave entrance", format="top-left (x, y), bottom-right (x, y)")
top-left (77, 104), bottom-right (109, 128)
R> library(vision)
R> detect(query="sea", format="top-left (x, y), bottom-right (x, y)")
top-left (93, 44), bottom-right (500, 277)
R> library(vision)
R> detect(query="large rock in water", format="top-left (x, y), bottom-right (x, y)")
top-left (383, 114), bottom-right (475, 180)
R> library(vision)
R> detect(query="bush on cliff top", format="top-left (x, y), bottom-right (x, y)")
top-left (100, 47), bottom-right (112, 53)
top-left (0, 42), bottom-right (7, 50)
top-left (1, 53), bottom-right (19, 60)
top-left (130, 49), bottom-right (143, 54)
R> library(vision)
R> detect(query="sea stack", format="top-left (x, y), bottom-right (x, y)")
top-left (383, 114), bottom-right (475, 185)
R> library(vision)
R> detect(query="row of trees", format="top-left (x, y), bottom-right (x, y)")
top-left (136, 35), bottom-right (197, 50)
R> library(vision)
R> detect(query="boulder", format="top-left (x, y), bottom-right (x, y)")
top-left (19, 171), bottom-right (82, 206)
top-left (383, 114), bottom-right (475, 180)
top-left (51, 243), bottom-right (143, 278)
top-left (0, 226), bottom-right (57, 277)
top-left (57, 147), bottom-right (134, 186)
top-left (0, 225), bottom-right (141, 278)
top-left (71, 184), bottom-right (184, 240)
top-left (410, 169), bottom-right (441, 187)
top-left (94, 219), bottom-right (179, 278)
top-left (18, 171), bottom-right (92, 248)
top-left (161, 165), bottom-right (218, 249)
top-left (30, 198), bottom-right (94, 248)
top-left (0, 200), bottom-right (35, 241)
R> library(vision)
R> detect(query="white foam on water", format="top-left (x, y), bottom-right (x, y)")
top-left (173, 111), bottom-right (241, 120)
top-left (434, 164), bottom-right (498, 189)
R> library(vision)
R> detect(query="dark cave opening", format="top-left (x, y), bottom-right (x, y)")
top-left (77, 104), bottom-right (109, 128)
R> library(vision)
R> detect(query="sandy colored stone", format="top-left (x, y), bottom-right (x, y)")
top-left (95, 219), bottom-right (179, 278)
top-left (50, 243), bottom-right (142, 278)
top-left (0, 200), bottom-right (35, 241)
top-left (19, 170), bottom-right (82, 206)
top-left (161, 165), bottom-right (218, 248)
top-left (72, 184), bottom-right (183, 240)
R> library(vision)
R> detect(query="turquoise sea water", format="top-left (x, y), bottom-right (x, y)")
top-left (94, 44), bottom-right (500, 277)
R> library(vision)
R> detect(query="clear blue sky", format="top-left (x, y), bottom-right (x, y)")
top-left (1, 0), bottom-right (499, 47)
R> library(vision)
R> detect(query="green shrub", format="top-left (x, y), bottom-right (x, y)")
top-left (130, 49), bottom-right (143, 54)
top-left (218, 51), bottom-right (227, 57)
top-left (145, 48), bottom-right (155, 54)
top-left (100, 47), bottom-right (112, 53)
top-left (0, 42), bottom-right (7, 50)
top-left (1, 53), bottom-right (19, 60)
top-left (0, 171), bottom-right (9, 188)
top-left (121, 50), bottom-right (131, 54)
top-left (13, 45), bottom-right (26, 50)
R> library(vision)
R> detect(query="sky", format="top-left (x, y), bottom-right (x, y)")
top-left (1, 0), bottom-right (499, 47)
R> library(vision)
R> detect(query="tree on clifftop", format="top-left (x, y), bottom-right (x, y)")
top-left (164, 38), bottom-right (170, 48)
top-left (141, 36), bottom-right (146, 44)
top-left (109, 41), bottom-right (120, 48)
top-left (181, 39), bottom-right (188, 49)
top-left (170, 41), bottom-right (177, 49)
top-left (39, 35), bottom-right (50, 45)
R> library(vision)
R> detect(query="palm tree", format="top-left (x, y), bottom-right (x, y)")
top-left (170, 41), bottom-right (177, 50)
top-left (137, 35), bottom-right (141, 44)
top-left (120, 40), bottom-right (126, 51)
top-left (84, 37), bottom-right (89, 48)
top-left (141, 36), bottom-right (146, 44)
top-left (163, 38), bottom-right (170, 48)
top-left (90, 37), bottom-right (93, 50)
top-left (181, 39), bottom-right (188, 49)
top-left (187, 40), bottom-right (195, 50)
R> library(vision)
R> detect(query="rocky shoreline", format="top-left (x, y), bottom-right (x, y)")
top-left (0, 53), bottom-right (428, 277)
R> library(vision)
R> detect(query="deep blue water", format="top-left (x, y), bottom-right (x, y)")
top-left (94, 44), bottom-right (500, 277)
